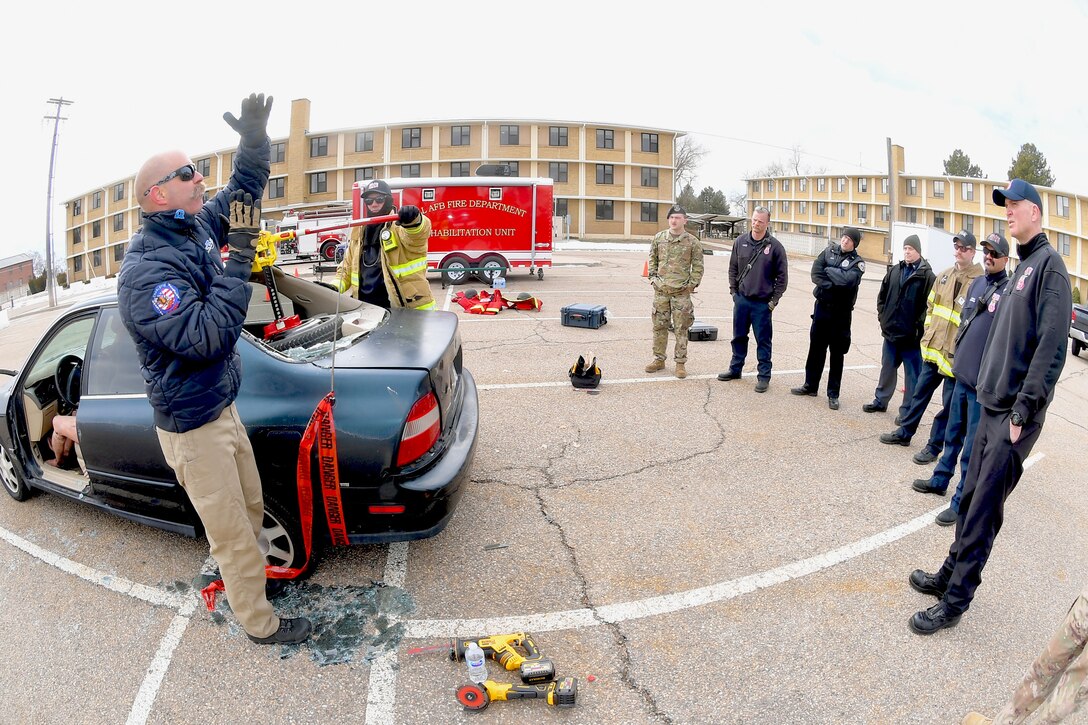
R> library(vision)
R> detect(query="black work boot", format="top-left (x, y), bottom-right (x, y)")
top-left (248, 617), bottom-right (313, 645)
top-left (908, 569), bottom-right (946, 598)
top-left (909, 601), bottom-right (961, 635)
top-left (790, 384), bottom-right (817, 396)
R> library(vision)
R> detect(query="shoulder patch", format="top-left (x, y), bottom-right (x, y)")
top-left (858, 261), bottom-right (866, 273)
top-left (151, 283), bottom-right (182, 315)
top-left (204, 238), bottom-right (215, 254)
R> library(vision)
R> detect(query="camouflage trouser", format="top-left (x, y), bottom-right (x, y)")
top-left (992, 594), bottom-right (1088, 724)
top-left (651, 291), bottom-right (694, 363)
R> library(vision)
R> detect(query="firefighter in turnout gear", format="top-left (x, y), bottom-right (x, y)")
top-left (791, 228), bottom-right (865, 410)
top-left (645, 205), bottom-right (704, 379)
top-left (336, 179), bottom-right (435, 311)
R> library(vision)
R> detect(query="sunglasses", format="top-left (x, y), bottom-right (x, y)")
top-left (144, 164), bottom-right (196, 196)
top-left (364, 195), bottom-right (388, 205)
top-left (953, 244), bottom-right (974, 252)
top-left (983, 249), bottom-right (1005, 259)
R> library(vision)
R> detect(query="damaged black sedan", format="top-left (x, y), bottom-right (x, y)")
top-left (0, 270), bottom-right (478, 573)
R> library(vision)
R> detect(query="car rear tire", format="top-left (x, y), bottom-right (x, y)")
top-left (475, 254), bottom-right (507, 284)
top-left (440, 255), bottom-right (472, 286)
top-left (266, 314), bottom-right (343, 352)
top-left (1074, 339), bottom-right (1084, 357)
top-left (1, 444), bottom-right (33, 502)
top-left (262, 498), bottom-right (316, 579)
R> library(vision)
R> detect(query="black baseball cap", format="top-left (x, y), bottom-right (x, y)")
top-left (993, 179), bottom-right (1042, 209)
top-left (953, 230), bottom-right (977, 248)
top-left (982, 232), bottom-right (1010, 258)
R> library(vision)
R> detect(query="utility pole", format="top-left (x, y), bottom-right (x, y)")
top-left (44, 97), bottom-right (73, 308)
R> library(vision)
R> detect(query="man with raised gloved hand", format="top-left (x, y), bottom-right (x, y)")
top-left (118, 93), bottom-right (312, 646)
top-left (336, 178), bottom-right (435, 310)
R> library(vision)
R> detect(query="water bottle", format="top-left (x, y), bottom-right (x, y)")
top-left (465, 641), bottom-right (487, 684)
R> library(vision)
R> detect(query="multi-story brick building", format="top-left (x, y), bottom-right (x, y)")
top-left (746, 143), bottom-right (1087, 299)
top-left (61, 99), bottom-right (683, 282)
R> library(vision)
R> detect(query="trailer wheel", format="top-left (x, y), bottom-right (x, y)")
top-left (320, 241), bottom-right (340, 262)
top-left (441, 255), bottom-right (472, 286)
top-left (476, 254), bottom-right (507, 284)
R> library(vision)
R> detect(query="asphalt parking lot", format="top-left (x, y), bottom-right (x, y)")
top-left (2, 246), bottom-right (1087, 724)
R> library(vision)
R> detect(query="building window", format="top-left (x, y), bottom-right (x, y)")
top-left (500, 125), bottom-right (519, 145)
top-left (933, 211), bottom-right (945, 229)
top-left (767, 179), bottom-right (775, 192)
top-left (92, 191), bottom-right (102, 209)
top-left (1058, 232), bottom-right (1071, 256)
top-left (836, 203), bottom-right (845, 217)
top-left (74, 257), bottom-right (83, 272)
top-left (781, 201), bottom-right (790, 213)
top-left (964, 216), bottom-right (975, 235)
top-left (596, 129), bottom-right (614, 149)
top-left (92, 220), bottom-right (101, 237)
top-left (768, 201), bottom-right (774, 213)
top-left (402, 164), bottom-right (421, 178)
top-left (113, 182), bottom-right (125, 202)
top-left (993, 219), bottom-right (1006, 236)
top-left (882, 205), bottom-right (890, 221)
top-left (355, 131), bottom-right (374, 153)
top-left (549, 126), bottom-right (568, 147)
top-left (72, 227), bottom-right (82, 245)
top-left (268, 177), bottom-right (285, 199)
top-left (354, 167), bottom-right (375, 183)
top-left (505, 161), bottom-right (519, 177)
top-left (402, 127), bottom-right (422, 148)
top-left (798, 225), bottom-right (806, 234)
top-left (310, 136), bottom-right (328, 157)
top-left (555, 198), bottom-right (568, 218)
top-left (751, 180), bottom-right (761, 193)
top-left (450, 162), bottom-right (470, 177)
top-left (798, 201), bottom-right (807, 214)
top-left (962, 182), bottom-right (975, 201)
top-left (799, 178), bottom-right (807, 192)
top-left (309, 172), bottom-right (327, 194)
top-left (1057, 195), bottom-right (1070, 218)
top-left (857, 204), bottom-right (867, 221)
top-left (451, 125), bottom-right (471, 146)
top-left (549, 162), bottom-right (568, 183)
top-left (194, 158), bottom-right (211, 178)
top-left (641, 167), bottom-right (658, 187)
top-left (817, 202), bottom-right (826, 215)
top-left (641, 133), bottom-right (659, 152)
top-left (817, 178), bottom-right (826, 192)
top-left (906, 179), bottom-right (918, 195)
top-left (596, 164), bottom-right (614, 185)
top-left (595, 200), bottom-right (614, 220)
top-left (882, 178), bottom-right (889, 194)
top-left (906, 208), bottom-right (918, 223)
top-left (112, 213), bottom-right (124, 232)
top-left (782, 179), bottom-right (790, 192)
top-left (836, 178), bottom-right (845, 192)
top-left (271, 143), bottom-right (286, 163)
top-left (933, 180), bottom-right (945, 198)
top-left (114, 244), bottom-right (124, 262)
top-left (858, 178), bottom-right (868, 193)
top-left (641, 202), bottom-right (658, 222)
top-left (73, 199), bottom-right (82, 216)
top-left (93, 250), bottom-right (101, 267)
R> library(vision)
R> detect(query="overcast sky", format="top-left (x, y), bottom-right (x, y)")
top-left (5, 0), bottom-right (1086, 265)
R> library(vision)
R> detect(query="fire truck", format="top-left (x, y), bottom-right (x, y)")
top-left (273, 204), bottom-right (353, 262)
top-left (351, 176), bottom-right (554, 284)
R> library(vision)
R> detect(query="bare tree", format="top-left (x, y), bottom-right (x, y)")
top-left (674, 136), bottom-right (707, 194)
top-left (789, 145), bottom-right (803, 175)
top-left (727, 191), bottom-right (748, 217)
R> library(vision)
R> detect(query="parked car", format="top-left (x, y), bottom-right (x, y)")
top-left (1072, 302), bottom-right (1088, 357)
top-left (0, 269), bottom-right (478, 574)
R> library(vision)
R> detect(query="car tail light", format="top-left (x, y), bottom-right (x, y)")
top-left (369, 504), bottom-right (406, 514)
top-left (396, 391), bottom-right (440, 467)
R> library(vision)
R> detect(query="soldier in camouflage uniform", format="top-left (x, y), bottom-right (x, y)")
top-left (645, 205), bottom-right (704, 379)
top-left (963, 591), bottom-right (1088, 724)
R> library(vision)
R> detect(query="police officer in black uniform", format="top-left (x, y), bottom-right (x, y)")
top-left (791, 228), bottom-right (866, 410)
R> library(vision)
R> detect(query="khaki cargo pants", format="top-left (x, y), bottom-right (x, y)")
top-left (157, 403), bottom-right (278, 639)
top-left (991, 593), bottom-right (1088, 724)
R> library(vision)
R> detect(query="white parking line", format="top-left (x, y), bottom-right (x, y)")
top-left (364, 541), bottom-right (410, 725)
top-left (126, 598), bottom-right (196, 725)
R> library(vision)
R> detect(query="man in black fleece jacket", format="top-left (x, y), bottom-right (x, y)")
top-left (908, 179), bottom-right (1072, 635)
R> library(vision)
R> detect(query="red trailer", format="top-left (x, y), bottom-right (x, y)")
top-left (352, 176), bottom-right (553, 285)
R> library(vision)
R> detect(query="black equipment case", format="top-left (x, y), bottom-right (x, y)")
top-left (688, 321), bottom-right (719, 341)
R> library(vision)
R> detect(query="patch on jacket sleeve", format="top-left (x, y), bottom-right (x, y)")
top-left (151, 283), bottom-right (181, 315)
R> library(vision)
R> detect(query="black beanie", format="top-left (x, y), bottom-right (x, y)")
top-left (844, 228), bottom-right (862, 246)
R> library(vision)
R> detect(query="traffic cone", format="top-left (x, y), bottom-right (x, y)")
top-left (642, 260), bottom-right (649, 277)
top-left (294, 267), bottom-right (300, 278)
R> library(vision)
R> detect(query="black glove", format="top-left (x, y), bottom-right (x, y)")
top-left (218, 191), bottom-right (261, 265)
top-left (397, 205), bottom-right (421, 226)
top-left (223, 93), bottom-right (274, 147)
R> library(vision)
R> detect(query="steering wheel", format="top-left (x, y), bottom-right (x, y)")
top-left (55, 354), bottom-right (83, 412)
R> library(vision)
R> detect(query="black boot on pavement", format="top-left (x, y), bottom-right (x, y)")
top-left (248, 617), bottom-right (313, 645)
top-left (909, 602), bottom-right (961, 635)
top-left (913, 448), bottom-right (940, 464)
top-left (911, 479), bottom-right (947, 495)
top-left (828, 397), bottom-right (840, 410)
top-left (879, 431), bottom-right (911, 446)
top-left (790, 385), bottom-right (817, 396)
top-left (862, 402), bottom-right (887, 413)
top-left (717, 371), bottom-right (741, 381)
top-left (935, 508), bottom-right (958, 526)
top-left (908, 569), bottom-right (946, 598)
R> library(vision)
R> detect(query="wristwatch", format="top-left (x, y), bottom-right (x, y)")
top-left (1010, 411), bottom-right (1025, 427)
